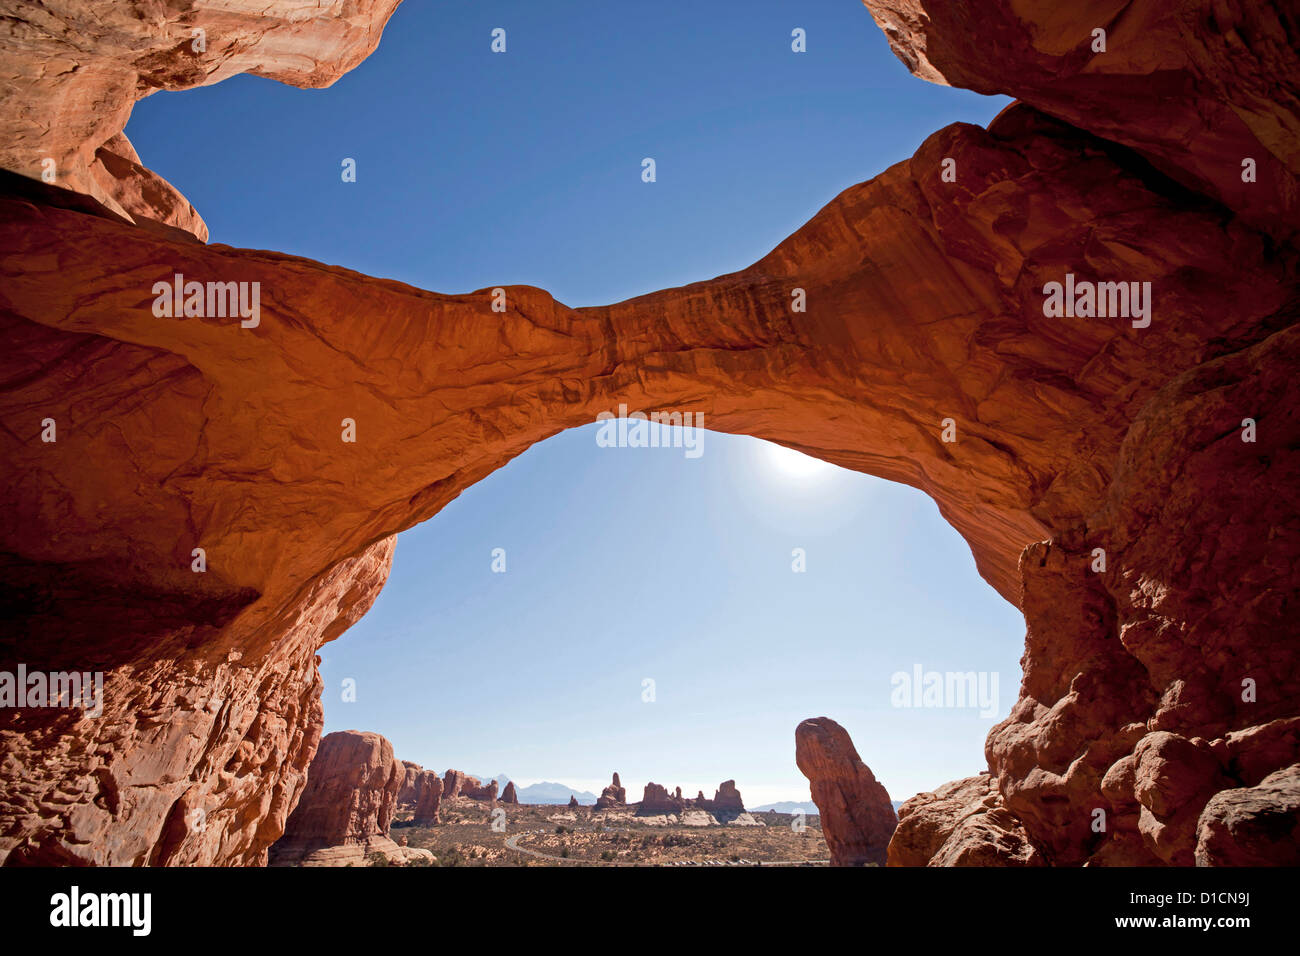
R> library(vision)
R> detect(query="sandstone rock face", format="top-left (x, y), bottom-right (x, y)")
top-left (1195, 765), bottom-right (1300, 866)
top-left (458, 777), bottom-right (498, 802)
top-left (595, 774), bottom-right (627, 809)
top-left (442, 771), bottom-right (467, 800)
top-left (500, 781), bottom-right (519, 805)
top-left (0, 533), bottom-right (394, 866)
top-left (889, 774), bottom-right (1044, 867)
top-left (269, 730), bottom-right (402, 865)
top-left (0, 0), bottom-right (404, 236)
top-left (639, 783), bottom-right (685, 814)
top-left (1, 0), bottom-right (1298, 867)
top-left (568, 796), bottom-right (580, 808)
top-left (707, 780), bottom-right (745, 812)
top-left (411, 771), bottom-right (443, 825)
top-left (796, 718), bottom-right (897, 866)
top-left (862, 0), bottom-right (1300, 240)
top-left (397, 761), bottom-right (423, 807)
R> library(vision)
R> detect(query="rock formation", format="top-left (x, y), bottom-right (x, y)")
top-left (1196, 764), bottom-right (1300, 866)
top-left (458, 777), bottom-right (498, 802)
top-left (0, 0), bottom-right (403, 239)
top-left (568, 796), bottom-right (580, 809)
top-left (795, 718), bottom-right (897, 866)
top-left (706, 781), bottom-right (745, 812)
top-left (411, 771), bottom-right (443, 825)
top-left (442, 770), bottom-right (467, 800)
top-left (636, 780), bottom-right (744, 816)
top-left (639, 783), bottom-right (686, 814)
top-left (0, 0), bottom-right (1298, 867)
top-left (861, 0), bottom-right (1299, 241)
top-left (269, 730), bottom-right (428, 866)
top-left (500, 781), bottom-right (519, 805)
top-left (594, 774), bottom-right (627, 809)
top-left (397, 761), bottom-right (424, 807)
top-left (889, 775), bottom-right (1043, 867)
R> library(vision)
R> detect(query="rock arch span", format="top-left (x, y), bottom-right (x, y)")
top-left (0, 0), bottom-right (1296, 865)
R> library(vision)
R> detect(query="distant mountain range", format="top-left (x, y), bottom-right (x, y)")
top-left (441, 773), bottom-right (598, 805)
top-left (750, 801), bottom-right (819, 814)
top-left (752, 800), bottom-right (908, 814)
top-left (513, 781), bottom-right (599, 804)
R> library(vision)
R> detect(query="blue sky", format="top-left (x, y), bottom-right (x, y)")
top-left (126, 0), bottom-right (1018, 804)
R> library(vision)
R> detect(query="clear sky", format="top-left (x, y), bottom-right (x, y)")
top-left (126, 0), bottom-right (1018, 804)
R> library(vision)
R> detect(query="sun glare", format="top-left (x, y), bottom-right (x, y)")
top-left (760, 441), bottom-right (837, 481)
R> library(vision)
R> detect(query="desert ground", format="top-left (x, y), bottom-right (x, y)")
top-left (385, 800), bottom-right (831, 867)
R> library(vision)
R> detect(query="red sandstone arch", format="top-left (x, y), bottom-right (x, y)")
top-left (0, 0), bottom-right (1297, 866)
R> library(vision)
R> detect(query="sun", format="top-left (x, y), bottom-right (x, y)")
top-left (760, 441), bottom-right (836, 481)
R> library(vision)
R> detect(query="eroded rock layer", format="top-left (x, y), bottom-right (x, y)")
top-left (0, 0), bottom-right (1297, 866)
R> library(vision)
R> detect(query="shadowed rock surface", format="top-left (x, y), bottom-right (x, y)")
top-left (0, 0), bottom-right (1297, 866)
